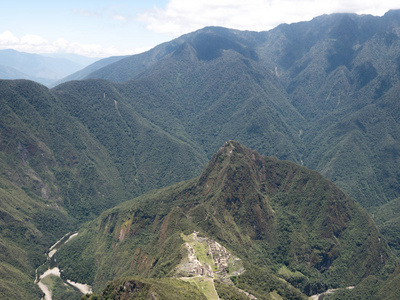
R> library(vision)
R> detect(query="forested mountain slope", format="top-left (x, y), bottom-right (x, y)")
top-left (0, 79), bottom-right (206, 298)
top-left (57, 141), bottom-right (396, 299)
top-left (2, 9), bottom-right (400, 299)
top-left (78, 10), bottom-right (400, 210)
top-left (53, 55), bottom-right (128, 87)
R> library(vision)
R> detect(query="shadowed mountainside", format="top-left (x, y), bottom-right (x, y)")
top-left (73, 10), bottom-right (400, 210)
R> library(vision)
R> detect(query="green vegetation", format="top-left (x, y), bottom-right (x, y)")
top-left (231, 264), bottom-right (307, 300)
top-left (56, 183), bottom-right (198, 291)
top-left (372, 198), bottom-right (400, 256)
top-left (72, 11), bottom-right (400, 214)
top-left (214, 281), bottom-right (250, 300)
top-left (0, 78), bottom-right (206, 298)
top-left (3, 10), bottom-right (400, 299)
top-left (0, 261), bottom-right (42, 299)
top-left (41, 275), bottom-right (82, 300)
top-left (56, 141), bottom-right (395, 299)
top-left (84, 277), bottom-right (207, 300)
top-left (181, 277), bottom-right (218, 300)
top-left (324, 269), bottom-right (400, 300)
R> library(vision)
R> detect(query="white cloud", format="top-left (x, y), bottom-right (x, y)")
top-left (20, 34), bottom-right (50, 46)
top-left (0, 31), bottom-right (135, 57)
top-left (112, 14), bottom-right (127, 22)
top-left (0, 31), bottom-right (19, 45)
top-left (138, 0), bottom-right (400, 36)
top-left (0, 31), bottom-right (56, 53)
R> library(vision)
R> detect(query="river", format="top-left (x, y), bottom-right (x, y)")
top-left (35, 232), bottom-right (93, 300)
top-left (310, 286), bottom-right (355, 299)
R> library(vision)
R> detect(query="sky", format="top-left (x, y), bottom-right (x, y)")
top-left (1, 0), bottom-right (399, 58)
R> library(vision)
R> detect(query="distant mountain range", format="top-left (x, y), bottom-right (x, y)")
top-left (52, 55), bottom-right (128, 87)
top-left (1, 9), bottom-right (400, 299)
top-left (0, 49), bottom-right (100, 86)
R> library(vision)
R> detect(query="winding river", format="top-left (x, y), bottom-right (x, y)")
top-left (35, 232), bottom-right (92, 300)
top-left (310, 286), bottom-right (355, 300)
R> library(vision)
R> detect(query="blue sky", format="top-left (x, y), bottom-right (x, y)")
top-left (1, 0), bottom-right (399, 57)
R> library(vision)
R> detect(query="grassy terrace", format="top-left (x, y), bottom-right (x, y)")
top-left (181, 277), bottom-right (218, 300)
top-left (181, 233), bottom-right (216, 270)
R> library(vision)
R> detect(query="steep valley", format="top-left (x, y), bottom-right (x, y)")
top-left (1, 10), bottom-right (400, 299)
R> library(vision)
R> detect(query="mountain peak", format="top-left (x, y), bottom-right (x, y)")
top-left (213, 140), bottom-right (250, 162)
top-left (198, 140), bottom-right (265, 194)
top-left (56, 140), bottom-right (395, 297)
top-left (195, 141), bottom-right (275, 241)
top-left (218, 140), bottom-right (246, 155)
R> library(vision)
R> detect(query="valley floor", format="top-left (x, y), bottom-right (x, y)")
top-left (36, 232), bottom-right (92, 300)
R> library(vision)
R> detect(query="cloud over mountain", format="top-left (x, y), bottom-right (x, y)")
top-left (0, 30), bottom-right (133, 57)
top-left (138, 0), bottom-right (400, 36)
